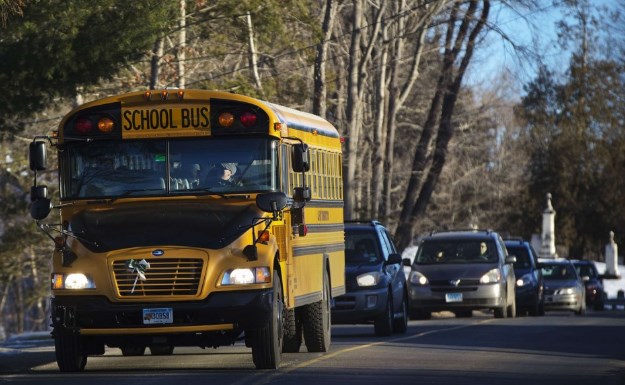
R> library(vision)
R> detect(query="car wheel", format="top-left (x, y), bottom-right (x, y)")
top-left (149, 345), bottom-right (174, 355)
top-left (393, 293), bottom-right (408, 334)
top-left (507, 296), bottom-right (516, 318)
top-left (374, 291), bottom-right (393, 336)
top-left (575, 301), bottom-right (586, 316)
top-left (494, 297), bottom-right (507, 319)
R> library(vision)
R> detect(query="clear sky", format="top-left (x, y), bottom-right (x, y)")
top-left (467, 0), bottom-right (619, 94)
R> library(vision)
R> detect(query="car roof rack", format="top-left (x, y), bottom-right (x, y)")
top-left (345, 220), bottom-right (382, 227)
top-left (429, 228), bottom-right (494, 236)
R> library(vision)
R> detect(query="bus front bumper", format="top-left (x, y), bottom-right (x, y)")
top-left (51, 289), bottom-right (273, 335)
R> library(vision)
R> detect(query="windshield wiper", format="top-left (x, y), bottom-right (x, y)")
top-left (184, 188), bottom-right (230, 199)
top-left (110, 188), bottom-right (166, 202)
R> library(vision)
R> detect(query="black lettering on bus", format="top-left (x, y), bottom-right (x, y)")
top-left (150, 110), bottom-right (160, 129)
top-left (168, 109), bottom-right (177, 128)
top-left (141, 110), bottom-right (150, 130)
top-left (122, 110), bottom-right (132, 130)
top-left (181, 109), bottom-right (190, 128)
top-left (200, 107), bottom-right (209, 127)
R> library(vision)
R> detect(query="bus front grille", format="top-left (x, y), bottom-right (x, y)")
top-left (112, 258), bottom-right (203, 297)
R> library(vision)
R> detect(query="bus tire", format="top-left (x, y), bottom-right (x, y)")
top-left (251, 272), bottom-right (284, 369)
top-left (121, 345), bottom-right (146, 356)
top-left (149, 345), bottom-right (174, 355)
top-left (302, 269), bottom-right (331, 352)
top-left (282, 307), bottom-right (302, 353)
top-left (54, 329), bottom-right (87, 372)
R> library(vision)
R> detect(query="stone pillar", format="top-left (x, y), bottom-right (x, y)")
top-left (540, 193), bottom-right (557, 259)
top-left (605, 231), bottom-right (620, 277)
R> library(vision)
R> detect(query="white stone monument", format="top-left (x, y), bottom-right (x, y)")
top-left (540, 193), bottom-right (557, 259)
top-left (605, 231), bottom-right (620, 278)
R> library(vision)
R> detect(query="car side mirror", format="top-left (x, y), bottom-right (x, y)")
top-left (387, 253), bottom-right (402, 265)
top-left (402, 257), bottom-right (412, 267)
top-left (505, 256), bottom-right (516, 264)
top-left (582, 276), bottom-right (590, 282)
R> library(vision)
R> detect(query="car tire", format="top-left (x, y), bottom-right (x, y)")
top-left (494, 297), bottom-right (507, 319)
top-left (149, 345), bottom-right (174, 355)
top-left (393, 293), bottom-right (408, 334)
top-left (575, 301), bottom-right (586, 316)
top-left (374, 291), bottom-right (393, 336)
top-left (507, 296), bottom-right (516, 318)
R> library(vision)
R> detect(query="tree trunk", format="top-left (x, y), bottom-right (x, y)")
top-left (149, 38), bottom-right (164, 90)
top-left (313, 0), bottom-right (337, 118)
top-left (177, 0), bottom-right (186, 89)
top-left (395, 0), bottom-right (490, 250)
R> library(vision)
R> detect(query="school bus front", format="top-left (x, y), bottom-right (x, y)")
top-left (29, 89), bottom-right (345, 371)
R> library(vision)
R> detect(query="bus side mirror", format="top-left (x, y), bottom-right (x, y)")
top-left (30, 198), bottom-right (52, 220)
top-left (292, 143), bottom-right (309, 172)
top-left (29, 141), bottom-right (47, 171)
top-left (256, 192), bottom-right (287, 215)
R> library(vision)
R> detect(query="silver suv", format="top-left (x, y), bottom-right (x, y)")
top-left (404, 230), bottom-right (517, 319)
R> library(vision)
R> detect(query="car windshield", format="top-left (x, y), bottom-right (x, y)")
top-left (415, 240), bottom-right (498, 264)
top-left (345, 231), bottom-right (381, 264)
top-left (541, 264), bottom-right (576, 280)
top-left (574, 264), bottom-right (598, 278)
top-left (507, 246), bottom-right (531, 269)
top-left (61, 137), bottom-right (279, 199)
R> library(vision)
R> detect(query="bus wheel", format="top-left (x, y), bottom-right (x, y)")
top-left (302, 269), bottom-right (331, 352)
top-left (54, 329), bottom-right (87, 372)
top-left (282, 307), bottom-right (302, 353)
top-left (251, 272), bottom-right (284, 369)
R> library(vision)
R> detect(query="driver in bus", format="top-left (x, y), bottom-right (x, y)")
top-left (205, 163), bottom-right (238, 188)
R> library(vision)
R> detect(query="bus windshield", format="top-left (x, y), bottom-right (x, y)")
top-left (62, 136), bottom-right (279, 199)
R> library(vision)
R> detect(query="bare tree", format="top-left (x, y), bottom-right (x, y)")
top-left (395, 0), bottom-right (491, 250)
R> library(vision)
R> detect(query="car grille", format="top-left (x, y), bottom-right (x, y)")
top-left (429, 279), bottom-right (480, 292)
top-left (112, 258), bottom-right (203, 297)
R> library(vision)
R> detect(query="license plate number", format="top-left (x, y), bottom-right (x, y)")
top-left (143, 308), bottom-right (173, 324)
top-left (445, 293), bottom-right (463, 303)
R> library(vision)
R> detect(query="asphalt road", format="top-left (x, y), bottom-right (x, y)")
top-left (2, 310), bottom-right (624, 385)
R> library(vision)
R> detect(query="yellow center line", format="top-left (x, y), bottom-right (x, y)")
top-left (234, 319), bottom-right (493, 385)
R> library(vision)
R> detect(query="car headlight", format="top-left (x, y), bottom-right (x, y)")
top-left (480, 268), bottom-right (501, 284)
top-left (516, 273), bottom-right (532, 287)
top-left (221, 267), bottom-right (270, 285)
top-left (557, 287), bottom-right (575, 295)
top-left (51, 273), bottom-right (96, 290)
top-left (356, 272), bottom-right (381, 287)
top-left (408, 271), bottom-right (429, 286)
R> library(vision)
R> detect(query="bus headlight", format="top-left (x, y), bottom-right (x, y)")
top-left (221, 267), bottom-right (271, 285)
top-left (51, 273), bottom-right (96, 290)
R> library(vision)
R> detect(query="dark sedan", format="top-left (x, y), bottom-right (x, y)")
top-left (570, 259), bottom-right (606, 311)
top-left (504, 239), bottom-right (545, 316)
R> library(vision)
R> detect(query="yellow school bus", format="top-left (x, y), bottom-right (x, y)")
top-left (28, 89), bottom-right (345, 371)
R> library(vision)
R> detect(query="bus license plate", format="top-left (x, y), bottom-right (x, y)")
top-left (143, 308), bottom-right (173, 324)
top-left (445, 293), bottom-right (463, 303)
